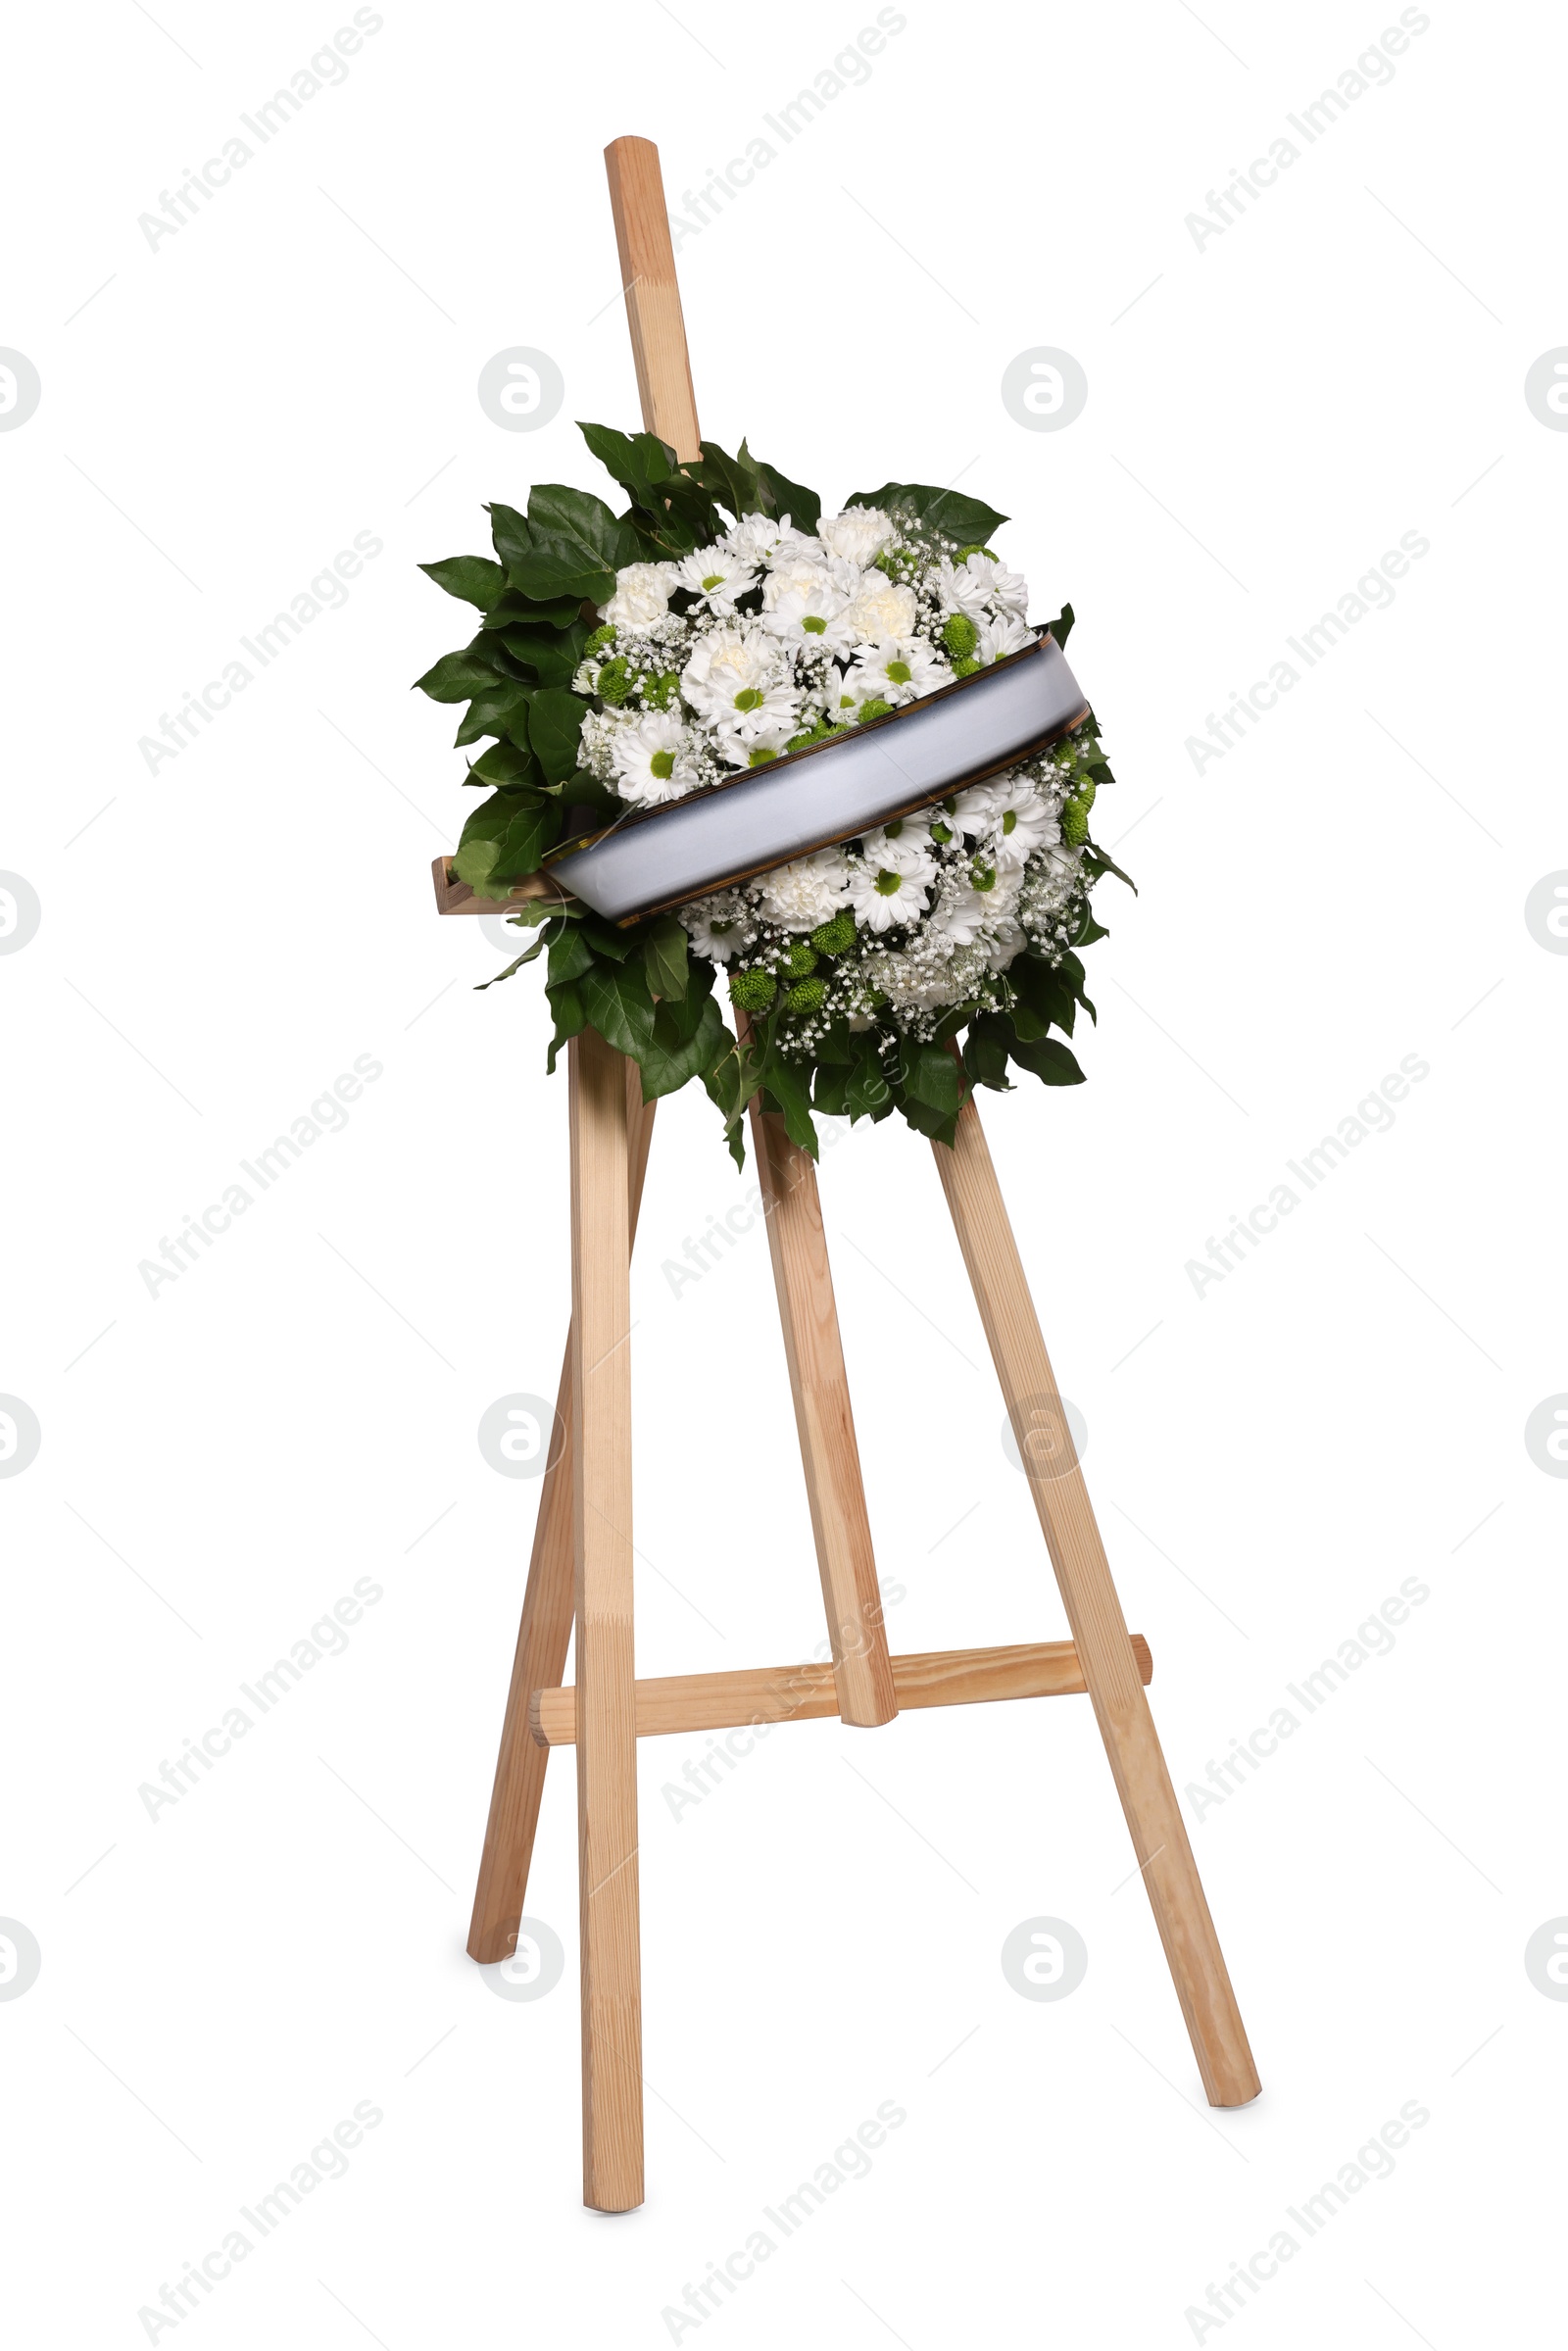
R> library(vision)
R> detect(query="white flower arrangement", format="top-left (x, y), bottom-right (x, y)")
top-left (417, 428), bottom-right (1123, 1160)
top-left (570, 503), bottom-right (1107, 1053)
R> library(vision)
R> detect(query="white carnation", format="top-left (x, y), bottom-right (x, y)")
top-left (756, 848), bottom-right (853, 930)
top-left (600, 562), bottom-right (675, 626)
top-left (844, 575), bottom-right (917, 643)
top-left (818, 507), bottom-right (896, 565)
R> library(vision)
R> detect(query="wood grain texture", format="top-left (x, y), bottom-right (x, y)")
top-left (747, 1090), bottom-right (900, 1729)
top-left (569, 1029), bottom-right (643, 2209)
top-left (932, 1096), bottom-right (1260, 2108)
top-left (431, 857), bottom-right (564, 916)
top-left (466, 1060), bottom-right (654, 1966)
top-left (604, 137), bottom-right (702, 463)
top-left (530, 1635), bottom-right (1153, 1745)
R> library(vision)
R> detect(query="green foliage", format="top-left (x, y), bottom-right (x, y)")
top-left (846, 480), bottom-right (1008, 547)
top-left (419, 555), bottom-right (509, 611)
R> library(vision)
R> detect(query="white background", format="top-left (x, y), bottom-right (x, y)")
top-left (4, 1), bottom-right (1564, 2343)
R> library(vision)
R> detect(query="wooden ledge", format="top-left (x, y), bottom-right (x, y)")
top-left (432, 856), bottom-right (564, 917)
top-left (530, 1634), bottom-right (1152, 1746)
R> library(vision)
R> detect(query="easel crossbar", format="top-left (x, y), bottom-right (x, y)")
top-left (530, 1636), bottom-right (1153, 1746)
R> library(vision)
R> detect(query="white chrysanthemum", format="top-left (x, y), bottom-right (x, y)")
top-left (975, 552), bottom-right (1029, 614)
top-left (935, 858), bottom-right (1025, 942)
top-left (716, 714), bottom-right (800, 770)
top-left (949, 781), bottom-right (1003, 837)
top-left (680, 890), bottom-right (753, 960)
top-left (608, 710), bottom-right (701, 806)
top-left (817, 506), bottom-right (895, 566)
top-left (756, 847), bottom-right (852, 931)
top-left (985, 780), bottom-right (1059, 869)
top-left (861, 818), bottom-right (938, 875)
top-left (975, 612), bottom-right (1034, 664)
top-left (599, 562), bottom-right (675, 626)
top-left (843, 575), bottom-right (917, 643)
top-left (813, 663), bottom-right (861, 723)
top-left (760, 571), bottom-right (857, 653)
top-left (679, 626), bottom-right (795, 734)
top-left (670, 546), bottom-right (760, 614)
top-left (845, 838), bottom-right (936, 934)
top-left (936, 550), bottom-right (1028, 619)
top-left (723, 512), bottom-right (807, 565)
top-left (845, 636), bottom-right (953, 708)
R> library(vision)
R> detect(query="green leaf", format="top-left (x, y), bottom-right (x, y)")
top-left (454, 685), bottom-right (532, 747)
top-left (757, 1047), bottom-right (818, 1154)
top-left (548, 924), bottom-right (596, 988)
top-left (545, 979), bottom-right (586, 1072)
top-left (898, 1041), bottom-right (965, 1119)
top-left (497, 620), bottom-right (589, 687)
top-left (1006, 955), bottom-right (1077, 1041)
top-left (419, 555), bottom-right (508, 611)
top-left (962, 1014), bottom-right (1015, 1092)
top-left (466, 738), bottom-right (540, 789)
top-left (474, 929), bottom-right (550, 988)
top-left (640, 992), bottom-right (727, 1100)
top-left (453, 789), bottom-right (559, 889)
top-left (643, 915), bottom-right (689, 1002)
top-left (526, 687), bottom-right (589, 785)
top-left (845, 481), bottom-right (1008, 547)
top-left (693, 439), bottom-right (763, 523)
top-left (1007, 1034), bottom-right (1085, 1086)
top-left (846, 1038), bottom-right (895, 1121)
top-left (756, 458), bottom-right (821, 535)
top-left (484, 589), bottom-right (587, 631)
top-left (415, 651), bottom-right (501, 703)
top-left (506, 483), bottom-right (646, 602)
top-left (1044, 601), bottom-right (1075, 648)
top-left (578, 421), bottom-right (678, 506)
top-left (487, 503), bottom-right (532, 572)
top-left (579, 960), bottom-right (657, 1062)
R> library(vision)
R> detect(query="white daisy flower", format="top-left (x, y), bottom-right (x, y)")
top-left (936, 550), bottom-right (1027, 618)
top-left (975, 612), bottom-right (1035, 664)
top-left (670, 546), bottom-right (760, 614)
top-left (679, 626), bottom-right (797, 736)
top-left (760, 570), bottom-right (857, 653)
top-left (985, 781), bottom-right (1059, 869)
top-left (845, 636), bottom-right (953, 708)
top-left (608, 710), bottom-right (701, 806)
top-left (680, 891), bottom-right (753, 961)
top-left (756, 847), bottom-right (852, 931)
top-left (936, 857), bottom-right (1025, 941)
top-left (723, 512), bottom-right (807, 565)
top-left (844, 857), bottom-right (933, 934)
top-left (860, 818), bottom-right (938, 876)
top-left (845, 830), bottom-right (937, 934)
top-left (843, 575), bottom-right (917, 644)
top-left (817, 506), bottom-right (895, 566)
top-left (600, 562), bottom-right (676, 627)
top-left (716, 714), bottom-right (800, 770)
top-left (949, 781), bottom-right (1004, 838)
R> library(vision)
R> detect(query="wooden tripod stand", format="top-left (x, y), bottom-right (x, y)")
top-left (448, 135), bottom-right (1259, 2212)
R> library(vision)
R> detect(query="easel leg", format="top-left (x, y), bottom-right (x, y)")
top-left (466, 1065), bottom-right (655, 1967)
top-left (749, 1099), bottom-right (898, 1728)
top-left (933, 1098), bottom-right (1260, 2107)
top-left (570, 1029), bottom-right (644, 2209)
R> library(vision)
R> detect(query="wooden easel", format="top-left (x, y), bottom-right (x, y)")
top-left (450, 135), bottom-right (1259, 2212)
